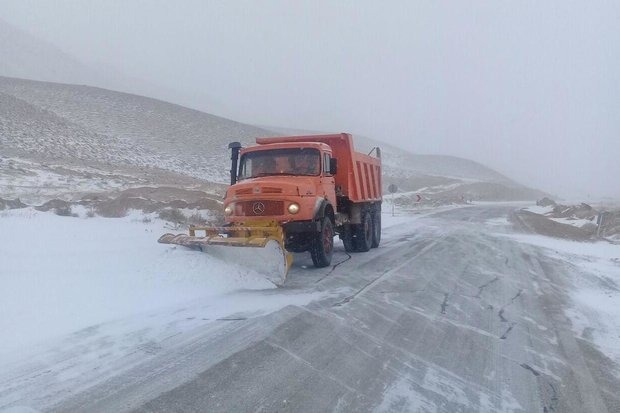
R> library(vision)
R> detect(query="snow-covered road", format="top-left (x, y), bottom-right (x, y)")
top-left (1, 205), bottom-right (619, 412)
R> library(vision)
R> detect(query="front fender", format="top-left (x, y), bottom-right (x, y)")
top-left (313, 198), bottom-right (333, 221)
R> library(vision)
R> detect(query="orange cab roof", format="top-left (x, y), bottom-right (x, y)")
top-left (240, 141), bottom-right (331, 154)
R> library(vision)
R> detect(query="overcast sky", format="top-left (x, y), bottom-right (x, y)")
top-left (1, 0), bottom-right (618, 198)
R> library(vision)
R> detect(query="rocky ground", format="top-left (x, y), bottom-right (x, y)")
top-left (510, 198), bottom-right (620, 243)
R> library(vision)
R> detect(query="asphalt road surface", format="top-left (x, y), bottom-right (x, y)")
top-left (3, 205), bottom-right (619, 413)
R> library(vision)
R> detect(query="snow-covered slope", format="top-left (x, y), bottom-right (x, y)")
top-left (354, 135), bottom-right (512, 183)
top-left (0, 76), bottom-right (546, 204)
top-left (0, 76), bottom-right (271, 183)
top-left (263, 126), bottom-right (512, 184)
top-left (264, 127), bottom-right (547, 202)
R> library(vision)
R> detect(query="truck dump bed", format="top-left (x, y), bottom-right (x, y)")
top-left (255, 133), bottom-right (382, 203)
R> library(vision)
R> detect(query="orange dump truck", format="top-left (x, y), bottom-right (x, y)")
top-left (159, 133), bottom-right (382, 285)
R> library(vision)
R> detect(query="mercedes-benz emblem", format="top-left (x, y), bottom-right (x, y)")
top-left (252, 202), bottom-right (265, 215)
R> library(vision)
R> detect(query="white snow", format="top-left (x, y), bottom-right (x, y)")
top-left (499, 233), bottom-right (620, 260)
top-left (500, 232), bottom-right (620, 366)
top-left (0, 156), bottom-right (141, 204)
top-left (374, 376), bottom-right (434, 413)
top-left (522, 205), bottom-right (553, 215)
top-left (485, 217), bottom-right (511, 226)
top-left (548, 216), bottom-right (596, 228)
top-left (523, 204), bottom-right (598, 228)
top-left (0, 208), bottom-right (325, 364)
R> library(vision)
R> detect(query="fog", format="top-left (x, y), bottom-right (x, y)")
top-left (1, 0), bottom-right (618, 199)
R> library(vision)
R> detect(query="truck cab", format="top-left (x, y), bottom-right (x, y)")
top-left (225, 142), bottom-right (337, 226)
top-left (225, 134), bottom-right (382, 269)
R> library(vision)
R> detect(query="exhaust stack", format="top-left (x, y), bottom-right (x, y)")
top-left (228, 142), bottom-right (242, 185)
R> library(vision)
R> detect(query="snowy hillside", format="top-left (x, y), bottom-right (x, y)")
top-left (264, 127), bottom-right (547, 202)
top-left (354, 136), bottom-right (511, 183)
top-left (0, 76), bottom-right (546, 206)
top-left (0, 76), bottom-right (271, 184)
top-left (263, 126), bottom-right (512, 183)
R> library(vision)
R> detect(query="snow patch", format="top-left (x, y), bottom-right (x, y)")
top-left (485, 217), bottom-right (511, 226)
top-left (522, 205), bottom-right (553, 215)
top-left (0, 209), bottom-right (325, 362)
top-left (548, 216), bottom-right (595, 228)
top-left (499, 232), bottom-right (620, 367)
top-left (374, 376), bottom-right (435, 413)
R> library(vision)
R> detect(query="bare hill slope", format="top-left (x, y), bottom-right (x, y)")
top-left (0, 76), bottom-right (270, 183)
top-left (1, 76), bottom-right (545, 205)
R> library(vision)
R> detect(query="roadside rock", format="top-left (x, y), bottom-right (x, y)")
top-left (0, 197), bottom-right (27, 210)
top-left (514, 210), bottom-right (595, 241)
top-left (536, 197), bottom-right (556, 207)
top-left (550, 203), bottom-right (596, 220)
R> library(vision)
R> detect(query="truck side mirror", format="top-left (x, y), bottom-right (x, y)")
top-left (329, 158), bottom-right (337, 175)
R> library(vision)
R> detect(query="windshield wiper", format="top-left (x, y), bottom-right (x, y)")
top-left (253, 172), bottom-right (298, 177)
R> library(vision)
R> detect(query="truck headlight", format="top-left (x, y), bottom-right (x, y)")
top-left (288, 203), bottom-right (300, 214)
top-left (224, 204), bottom-right (234, 215)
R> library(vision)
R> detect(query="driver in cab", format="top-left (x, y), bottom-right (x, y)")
top-left (252, 157), bottom-right (276, 177)
top-left (294, 153), bottom-right (319, 175)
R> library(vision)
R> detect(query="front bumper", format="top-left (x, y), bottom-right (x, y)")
top-left (283, 220), bottom-right (320, 233)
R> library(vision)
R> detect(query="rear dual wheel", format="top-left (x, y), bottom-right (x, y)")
top-left (354, 211), bottom-right (373, 252)
top-left (371, 208), bottom-right (381, 248)
top-left (342, 224), bottom-right (356, 253)
top-left (342, 208), bottom-right (381, 253)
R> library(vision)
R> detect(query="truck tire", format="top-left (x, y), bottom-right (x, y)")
top-left (354, 210), bottom-right (373, 252)
top-left (371, 209), bottom-right (381, 248)
top-left (310, 218), bottom-right (334, 268)
top-left (341, 224), bottom-right (356, 253)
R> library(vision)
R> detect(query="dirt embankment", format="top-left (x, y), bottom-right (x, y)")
top-left (1, 186), bottom-right (225, 225)
top-left (511, 199), bottom-right (620, 242)
top-left (511, 210), bottom-right (595, 241)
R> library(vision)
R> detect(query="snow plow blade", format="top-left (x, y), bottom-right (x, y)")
top-left (158, 221), bottom-right (292, 286)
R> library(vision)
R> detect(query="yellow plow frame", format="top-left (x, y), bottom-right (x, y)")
top-left (158, 221), bottom-right (293, 286)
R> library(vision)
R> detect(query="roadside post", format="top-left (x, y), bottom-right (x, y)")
top-left (597, 211), bottom-right (610, 238)
top-left (388, 184), bottom-right (398, 216)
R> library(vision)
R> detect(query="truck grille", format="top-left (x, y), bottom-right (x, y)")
top-left (237, 200), bottom-right (284, 216)
top-left (235, 187), bottom-right (282, 196)
top-left (235, 188), bottom-right (253, 196)
top-left (261, 187), bottom-right (283, 194)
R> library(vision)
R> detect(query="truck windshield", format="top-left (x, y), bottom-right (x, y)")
top-left (238, 148), bottom-right (320, 180)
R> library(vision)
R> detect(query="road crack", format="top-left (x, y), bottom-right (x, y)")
top-left (475, 276), bottom-right (499, 298)
top-left (541, 382), bottom-right (559, 412)
top-left (499, 308), bottom-right (508, 322)
top-left (333, 239), bottom-right (440, 307)
top-left (497, 288), bottom-right (524, 323)
top-left (315, 252), bottom-right (352, 283)
top-left (520, 363), bottom-right (540, 376)
top-left (511, 289), bottom-right (524, 302)
top-left (378, 289), bottom-right (427, 294)
top-left (519, 363), bottom-right (561, 412)
top-left (500, 322), bottom-right (516, 339)
top-left (440, 293), bottom-right (449, 314)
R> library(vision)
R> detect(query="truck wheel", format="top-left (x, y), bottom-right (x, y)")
top-left (354, 211), bottom-right (373, 252)
top-left (341, 224), bottom-right (356, 253)
top-left (310, 218), bottom-right (334, 268)
top-left (371, 209), bottom-right (381, 248)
